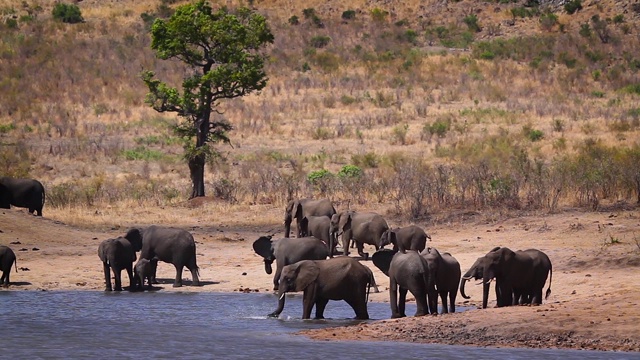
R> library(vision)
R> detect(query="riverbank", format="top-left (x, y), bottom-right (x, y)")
top-left (1, 206), bottom-right (639, 352)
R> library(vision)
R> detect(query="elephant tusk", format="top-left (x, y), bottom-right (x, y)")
top-left (279, 293), bottom-right (286, 300)
top-left (480, 279), bottom-right (493, 285)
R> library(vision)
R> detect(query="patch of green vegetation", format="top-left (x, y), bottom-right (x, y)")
top-left (337, 164), bottom-right (363, 179)
top-left (52, 3), bottom-right (83, 23)
top-left (122, 146), bottom-right (165, 161)
top-left (0, 123), bottom-right (16, 133)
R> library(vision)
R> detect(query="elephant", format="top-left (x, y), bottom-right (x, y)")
top-left (252, 235), bottom-right (328, 291)
top-left (420, 247), bottom-right (461, 313)
top-left (372, 249), bottom-right (433, 318)
top-left (134, 258), bottom-right (157, 290)
top-left (98, 236), bottom-right (142, 291)
top-left (284, 198), bottom-right (336, 238)
top-left (0, 177), bottom-right (46, 216)
top-left (0, 245), bottom-right (17, 288)
top-left (268, 256), bottom-right (375, 320)
top-left (330, 211), bottom-right (389, 260)
top-left (459, 246), bottom-right (552, 309)
top-left (299, 215), bottom-right (337, 257)
top-left (125, 226), bottom-right (200, 287)
top-left (379, 225), bottom-right (430, 253)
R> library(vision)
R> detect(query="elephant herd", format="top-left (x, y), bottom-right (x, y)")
top-left (251, 197), bottom-right (553, 320)
top-left (0, 186), bottom-right (553, 322)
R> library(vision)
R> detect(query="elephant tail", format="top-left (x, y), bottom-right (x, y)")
top-left (545, 263), bottom-right (552, 300)
top-left (14, 258), bottom-right (18, 272)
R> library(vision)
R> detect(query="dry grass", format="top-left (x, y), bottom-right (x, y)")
top-left (1, 0), bottom-right (639, 227)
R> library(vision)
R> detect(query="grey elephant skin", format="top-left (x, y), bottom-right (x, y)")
top-left (459, 246), bottom-right (552, 309)
top-left (98, 236), bottom-right (142, 291)
top-left (420, 247), bottom-right (461, 313)
top-left (134, 258), bottom-right (156, 290)
top-left (299, 215), bottom-right (337, 257)
top-left (380, 225), bottom-right (430, 253)
top-left (331, 211), bottom-right (389, 259)
top-left (0, 245), bottom-right (17, 288)
top-left (372, 249), bottom-right (433, 318)
top-left (125, 226), bottom-right (200, 287)
top-left (253, 235), bottom-right (328, 291)
top-left (269, 256), bottom-right (374, 320)
top-left (284, 198), bottom-right (336, 238)
top-left (0, 177), bottom-right (46, 216)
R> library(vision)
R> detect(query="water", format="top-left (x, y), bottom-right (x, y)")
top-left (0, 291), bottom-right (637, 359)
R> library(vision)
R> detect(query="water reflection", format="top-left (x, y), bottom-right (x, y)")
top-left (0, 291), bottom-right (636, 359)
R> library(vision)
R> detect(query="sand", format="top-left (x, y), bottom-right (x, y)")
top-left (1, 206), bottom-right (639, 352)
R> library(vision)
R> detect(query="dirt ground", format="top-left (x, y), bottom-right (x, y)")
top-left (1, 206), bottom-right (640, 353)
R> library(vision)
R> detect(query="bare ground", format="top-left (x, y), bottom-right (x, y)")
top-left (1, 205), bottom-right (639, 352)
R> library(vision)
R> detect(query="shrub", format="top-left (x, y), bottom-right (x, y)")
top-left (342, 10), bottom-right (356, 20)
top-left (302, 8), bottom-right (316, 19)
top-left (337, 165), bottom-right (363, 179)
top-left (351, 152), bottom-right (379, 168)
top-left (311, 127), bottom-right (333, 140)
top-left (622, 84), bottom-right (640, 95)
top-left (390, 124), bottom-right (409, 145)
top-left (539, 13), bottom-right (558, 31)
top-left (424, 120), bottom-right (450, 138)
top-left (52, 3), bottom-right (83, 24)
top-left (463, 14), bottom-right (481, 33)
top-left (511, 7), bottom-right (539, 18)
top-left (5, 18), bottom-right (18, 29)
top-left (613, 14), bottom-right (624, 24)
top-left (288, 15), bottom-right (299, 25)
top-left (523, 126), bottom-right (544, 141)
top-left (309, 35), bottom-right (331, 48)
top-left (0, 123), bottom-right (16, 133)
top-left (564, 0), bottom-right (582, 15)
top-left (370, 8), bottom-right (388, 23)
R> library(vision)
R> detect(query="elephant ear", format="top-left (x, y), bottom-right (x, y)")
top-left (124, 228), bottom-right (143, 252)
top-left (293, 200), bottom-right (303, 219)
top-left (372, 249), bottom-right (396, 277)
top-left (252, 236), bottom-right (274, 260)
top-left (293, 261), bottom-right (320, 292)
top-left (339, 212), bottom-right (352, 233)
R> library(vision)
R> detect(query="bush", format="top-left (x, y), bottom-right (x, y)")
top-left (539, 13), bottom-right (558, 31)
top-left (342, 10), bottom-right (356, 20)
top-left (337, 165), bottom-right (363, 179)
top-left (351, 152), bottom-right (379, 168)
top-left (52, 3), bottom-right (84, 24)
top-left (288, 15), bottom-right (299, 25)
top-left (463, 14), bottom-right (481, 33)
top-left (370, 8), bottom-right (388, 23)
top-left (564, 0), bottom-right (582, 15)
top-left (424, 120), bottom-right (450, 138)
top-left (309, 35), bottom-right (331, 48)
top-left (523, 126), bottom-right (544, 141)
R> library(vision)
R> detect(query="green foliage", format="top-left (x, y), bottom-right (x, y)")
top-left (424, 119), bottom-right (450, 138)
top-left (340, 95), bottom-right (356, 105)
top-left (402, 29), bottom-right (419, 44)
top-left (579, 23), bottom-right (591, 37)
top-left (302, 8), bottom-right (316, 19)
top-left (309, 35), bottom-right (331, 48)
top-left (342, 10), bottom-right (356, 20)
top-left (337, 165), bottom-right (363, 179)
top-left (307, 169), bottom-right (333, 184)
top-left (52, 3), bottom-right (83, 24)
top-left (523, 125), bottom-right (544, 141)
top-left (564, 0), bottom-right (582, 15)
top-left (288, 15), bottom-right (299, 25)
top-left (5, 17), bottom-right (17, 29)
top-left (122, 146), bottom-right (165, 161)
top-left (311, 127), bottom-right (333, 140)
top-left (621, 84), bottom-right (640, 95)
top-left (0, 123), bottom-right (16, 133)
top-left (463, 14), bottom-right (481, 33)
top-left (511, 7), bottom-right (539, 18)
top-left (0, 142), bottom-right (30, 178)
top-left (613, 14), bottom-right (624, 24)
top-left (390, 124), bottom-right (409, 145)
top-left (370, 8), bottom-right (389, 23)
top-left (539, 12), bottom-right (558, 31)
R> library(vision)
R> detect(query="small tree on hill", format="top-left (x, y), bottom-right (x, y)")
top-left (142, 1), bottom-right (273, 199)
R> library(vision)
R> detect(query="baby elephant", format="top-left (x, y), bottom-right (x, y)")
top-left (134, 258), bottom-right (156, 290)
top-left (0, 245), bottom-right (17, 288)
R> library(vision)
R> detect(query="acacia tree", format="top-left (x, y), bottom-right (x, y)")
top-left (142, 1), bottom-right (273, 198)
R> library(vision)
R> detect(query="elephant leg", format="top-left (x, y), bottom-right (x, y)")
top-left (356, 242), bottom-right (369, 261)
top-left (1, 271), bottom-right (8, 287)
top-left (273, 264), bottom-right (282, 291)
top-left (315, 298), bottom-right (329, 319)
top-left (102, 262), bottom-right (112, 291)
top-left (173, 264), bottom-right (184, 287)
top-left (389, 279), bottom-right (401, 318)
top-left (302, 288), bottom-right (316, 319)
top-left (125, 265), bottom-right (134, 291)
top-left (187, 258), bottom-right (200, 286)
top-left (449, 291), bottom-right (457, 313)
top-left (439, 292), bottom-right (448, 314)
top-left (399, 287), bottom-right (409, 317)
top-left (150, 260), bottom-right (159, 284)
top-left (414, 290), bottom-right (429, 317)
top-left (113, 268), bottom-right (123, 291)
top-left (342, 234), bottom-right (350, 256)
top-left (345, 295), bottom-right (369, 320)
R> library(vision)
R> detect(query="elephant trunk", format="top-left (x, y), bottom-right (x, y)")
top-left (264, 260), bottom-right (273, 275)
top-left (459, 276), bottom-right (471, 299)
top-left (284, 221), bottom-right (291, 238)
top-left (328, 230), bottom-right (335, 258)
top-left (269, 289), bottom-right (286, 317)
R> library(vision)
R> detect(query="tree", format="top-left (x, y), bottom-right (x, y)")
top-left (142, 1), bottom-right (274, 198)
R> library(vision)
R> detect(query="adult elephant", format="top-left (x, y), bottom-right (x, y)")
top-left (125, 226), bottom-right (200, 287)
top-left (372, 249), bottom-right (433, 318)
top-left (459, 246), bottom-right (552, 309)
top-left (420, 247), bottom-right (461, 313)
top-left (253, 235), bottom-right (328, 291)
top-left (330, 211), bottom-right (389, 260)
top-left (299, 215), bottom-right (336, 256)
top-left (268, 256), bottom-right (374, 320)
top-left (284, 198), bottom-right (336, 238)
top-left (0, 245), bottom-right (17, 288)
top-left (0, 177), bottom-right (46, 216)
top-left (380, 225), bottom-right (430, 253)
top-left (98, 236), bottom-right (142, 291)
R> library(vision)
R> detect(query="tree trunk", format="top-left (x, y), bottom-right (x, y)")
top-left (189, 153), bottom-right (206, 199)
